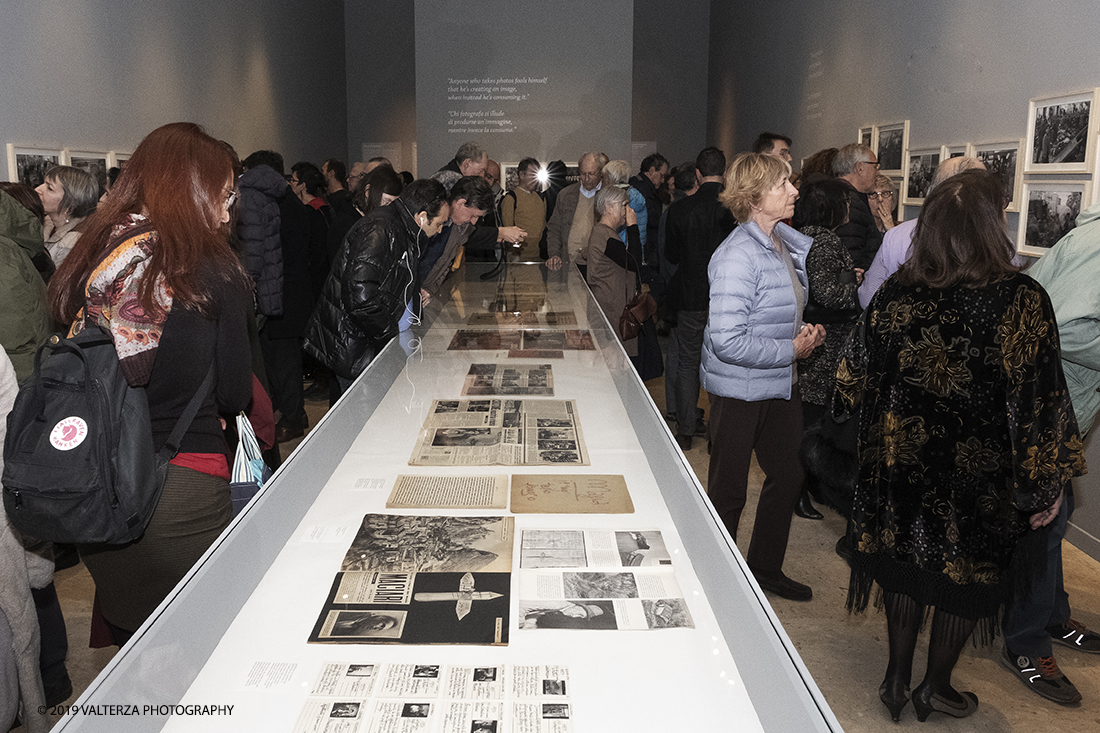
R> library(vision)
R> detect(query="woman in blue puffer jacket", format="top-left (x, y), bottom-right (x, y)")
top-left (701, 152), bottom-right (826, 602)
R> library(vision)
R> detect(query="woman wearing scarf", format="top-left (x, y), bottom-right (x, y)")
top-left (48, 122), bottom-right (253, 646)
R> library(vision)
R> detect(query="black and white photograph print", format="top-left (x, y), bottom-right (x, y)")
top-left (65, 150), bottom-right (109, 193)
top-left (562, 571), bottom-right (639, 599)
top-left (413, 665), bottom-right (440, 678)
top-left (519, 600), bottom-right (618, 629)
top-left (321, 610), bottom-right (406, 640)
top-left (432, 427), bottom-right (498, 447)
top-left (470, 721), bottom-right (498, 733)
top-left (537, 450), bottom-right (581, 463)
top-left (1025, 89), bottom-right (1099, 172)
top-left (903, 148), bottom-right (940, 205)
top-left (971, 140), bottom-right (1023, 212)
top-left (875, 121), bottom-right (909, 175)
top-left (329, 702), bottom-right (361, 718)
top-left (402, 702), bottom-right (431, 718)
top-left (1017, 181), bottom-right (1091, 257)
top-left (542, 703), bottom-right (571, 719)
top-left (472, 667), bottom-right (497, 682)
top-left (6, 144), bottom-right (62, 187)
top-left (615, 530), bottom-right (672, 567)
top-left (543, 678), bottom-right (567, 695)
top-left (642, 598), bottom-right (695, 629)
top-left (346, 664), bottom-right (375, 677)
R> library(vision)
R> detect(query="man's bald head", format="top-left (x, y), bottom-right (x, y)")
top-left (930, 155), bottom-right (986, 193)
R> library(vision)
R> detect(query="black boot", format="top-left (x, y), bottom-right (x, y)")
top-left (794, 489), bottom-right (824, 520)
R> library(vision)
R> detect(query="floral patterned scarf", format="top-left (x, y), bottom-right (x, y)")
top-left (71, 214), bottom-right (172, 386)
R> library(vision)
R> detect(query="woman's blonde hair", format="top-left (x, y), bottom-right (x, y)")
top-left (718, 152), bottom-right (791, 223)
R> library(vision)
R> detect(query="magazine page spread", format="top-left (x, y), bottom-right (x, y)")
top-left (309, 516), bottom-right (514, 646)
top-left (410, 400), bottom-right (589, 466)
top-left (516, 529), bottom-right (692, 631)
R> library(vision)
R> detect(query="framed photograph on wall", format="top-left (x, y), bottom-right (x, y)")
top-left (500, 162), bottom-right (520, 193)
top-left (941, 144), bottom-right (968, 160)
top-left (969, 139), bottom-right (1024, 212)
top-left (1017, 180), bottom-right (1092, 256)
top-left (875, 121), bottom-right (909, 177)
top-left (902, 147), bottom-right (940, 206)
top-left (63, 149), bottom-right (110, 193)
top-left (1024, 89), bottom-right (1099, 173)
top-left (858, 126), bottom-right (877, 151)
top-left (6, 144), bottom-right (62, 186)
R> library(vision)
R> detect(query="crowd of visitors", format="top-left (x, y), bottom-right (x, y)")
top-left (1, 122), bottom-right (1099, 729)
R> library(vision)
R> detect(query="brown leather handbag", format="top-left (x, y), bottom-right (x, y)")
top-left (618, 249), bottom-right (657, 341)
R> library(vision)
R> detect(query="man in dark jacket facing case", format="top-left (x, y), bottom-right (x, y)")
top-left (304, 179), bottom-right (450, 392)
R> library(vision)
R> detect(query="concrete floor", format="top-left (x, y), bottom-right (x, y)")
top-left (47, 378), bottom-right (1100, 731)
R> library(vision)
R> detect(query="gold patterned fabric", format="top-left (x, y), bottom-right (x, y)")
top-left (834, 273), bottom-right (1084, 622)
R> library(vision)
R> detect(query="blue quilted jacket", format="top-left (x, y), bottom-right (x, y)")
top-left (701, 220), bottom-right (812, 401)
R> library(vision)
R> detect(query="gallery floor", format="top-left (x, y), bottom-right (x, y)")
top-left (47, 371), bottom-right (1100, 732)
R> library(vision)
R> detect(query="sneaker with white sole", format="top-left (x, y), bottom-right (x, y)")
top-left (1049, 619), bottom-right (1100, 654)
top-left (1000, 647), bottom-right (1082, 704)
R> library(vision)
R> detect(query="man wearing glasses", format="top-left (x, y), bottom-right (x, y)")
top-left (833, 143), bottom-right (883, 270)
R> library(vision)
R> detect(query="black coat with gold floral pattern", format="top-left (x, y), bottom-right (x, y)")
top-left (833, 272), bottom-right (1084, 621)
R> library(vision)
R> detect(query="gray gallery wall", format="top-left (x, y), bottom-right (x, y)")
top-left (706, 0), bottom-right (1100, 560)
top-left (0, 0), bottom-right (347, 169)
top-left (344, 0), bottom-right (710, 174)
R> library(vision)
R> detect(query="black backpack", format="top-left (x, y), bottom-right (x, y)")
top-left (2, 325), bottom-right (212, 545)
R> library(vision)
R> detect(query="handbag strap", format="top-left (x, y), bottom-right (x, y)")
top-left (159, 363), bottom-right (216, 459)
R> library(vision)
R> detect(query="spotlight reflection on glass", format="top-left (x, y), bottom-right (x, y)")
top-left (536, 165), bottom-right (550, 188)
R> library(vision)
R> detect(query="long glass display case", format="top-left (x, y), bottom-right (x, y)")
top-left (54, 262), bottom-right (841, 732)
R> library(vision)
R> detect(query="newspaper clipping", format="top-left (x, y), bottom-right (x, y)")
top-left (461, 364), bottom-right (554, 397)
top-left (309, 516), bottom-right (514, 646)
top-left (517, 529), bottom-right (692, 631)
top-left (409, 400), bottom-right (589, 467)
top-left (294, 663), bottom-right (572, 733)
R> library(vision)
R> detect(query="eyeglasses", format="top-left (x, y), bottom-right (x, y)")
top-left (868, 191), bottom-right (894, 199)
top-left (860, 161), bottom-right (881, 170)
top-left (224, 190), bottom-right (238, 208)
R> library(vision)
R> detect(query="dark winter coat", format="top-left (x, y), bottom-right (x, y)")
top-left (236, 165), bottom-right (286, 316)
top-left (303, 203), bottom-right (422, 380)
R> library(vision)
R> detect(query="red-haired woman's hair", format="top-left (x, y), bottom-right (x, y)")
top-left (49, 122), bottom-right (248, 324)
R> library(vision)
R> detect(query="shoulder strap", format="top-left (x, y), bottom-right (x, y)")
top-left (159, 363), bottom-right (216, 459)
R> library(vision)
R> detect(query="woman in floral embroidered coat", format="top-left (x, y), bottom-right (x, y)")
top-left (833, 170), bottom-right (1083, 722)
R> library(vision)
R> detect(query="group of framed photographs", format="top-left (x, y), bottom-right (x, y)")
top-left (5, 144), bottom-right (130, 191)
top-left (859, 87), bottom-right (1100, 257)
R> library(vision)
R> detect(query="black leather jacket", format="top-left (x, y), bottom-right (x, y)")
top-left (304, 203), bottom-right (422, 380)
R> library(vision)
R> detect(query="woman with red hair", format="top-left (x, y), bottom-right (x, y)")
top-left (49, 122), bottom-right (253, 645)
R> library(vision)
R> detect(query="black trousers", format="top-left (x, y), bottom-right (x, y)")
top-left (707, 385), bottom-right (804, 575)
